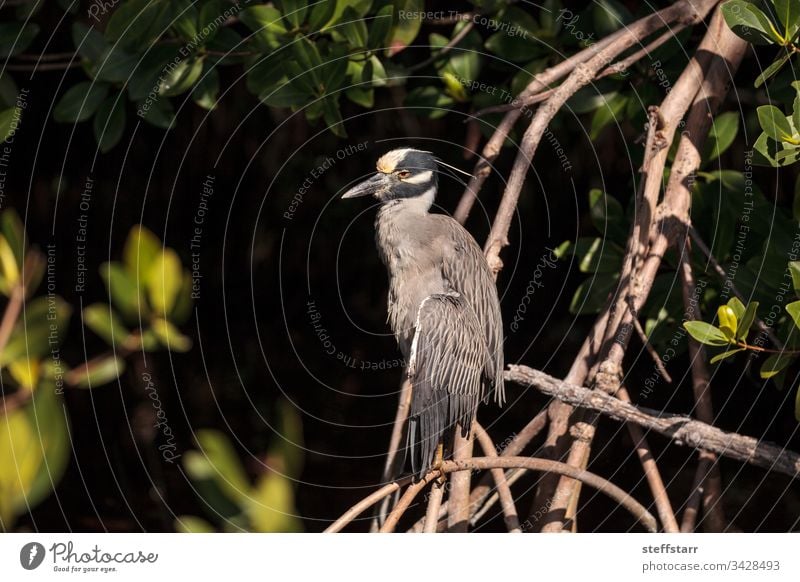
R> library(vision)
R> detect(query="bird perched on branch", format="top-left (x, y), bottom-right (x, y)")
top-left (342, 148), bottom-right (504, 478)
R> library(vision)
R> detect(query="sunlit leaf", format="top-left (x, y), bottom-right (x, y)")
top-left (710, 347), bottom-right (744, 364)
top-left (760, 352), bottom-right (793, 378)
top-left (683, 321), bottom-right (731, 346)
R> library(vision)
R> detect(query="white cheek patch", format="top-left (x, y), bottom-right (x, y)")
top-left (404, 170), bottom-right (433, 185)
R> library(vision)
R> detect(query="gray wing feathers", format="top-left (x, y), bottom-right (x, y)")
top-left (437, 218), bottom-right (505, 406)
top-left (407, 293), bottom-right (490, 477)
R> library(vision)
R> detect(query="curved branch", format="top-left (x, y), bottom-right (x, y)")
top-left (474, 423), bottom-right (521, 532)
top-left (324, 476), bottom-right (412, 533)
top-left (375, 456), bottom-right (657, 533)
top-left (380, 472), bottom-right (438, 533)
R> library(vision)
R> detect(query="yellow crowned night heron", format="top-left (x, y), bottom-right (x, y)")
top-left (342, 148), bottom-right (505, 478)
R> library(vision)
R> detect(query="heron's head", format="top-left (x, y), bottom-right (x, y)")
top-left (341, 148), bottom-right (438, 207)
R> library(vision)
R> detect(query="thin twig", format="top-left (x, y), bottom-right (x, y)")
top-left (680, 456), bottom-right (710, 532)
top-left (453, 12), bottom-right (645, 224)
top-left (628, 302), bottom-right (673, 383)
top-left (5, 62), bottom-right (82, 72)
top-left (597, 22), bottom-right (691, 79)
top-left (474, 422), bottom-right (521, 532)
top-left (324, 476), bottom-right (413, 533)
top-left (617, 386), bottom-right (680, 533)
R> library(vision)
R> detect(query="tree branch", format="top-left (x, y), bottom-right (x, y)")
top-left (376, 455), bottom-right (658, 533)
top-left (678, 241), bottom-right (727, 531)
top-left (506, 365), bottom-right (800, 479)
top-left (542, 4), bottom-right (745, 531)
top-left (474, 422), bottom-right (521, 532)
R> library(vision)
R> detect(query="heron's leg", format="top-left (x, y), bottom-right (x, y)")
top-left (433, 442), bottom-right (446, 485)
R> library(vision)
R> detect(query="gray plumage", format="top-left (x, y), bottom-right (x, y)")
top-left (342, 148), bottom-right (504, 478)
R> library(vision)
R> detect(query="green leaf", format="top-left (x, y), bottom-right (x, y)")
top-left (308, 0), bottom-right (337, 32)
top-left (247, 472), bottom-right (301, 532)
top-left (703, 111), bottom-right (739, 161)
top-left (593, 0), bottom-right (632, 36)
top-left (83, 303), bottom-right (130, 348)
top-left (569, 273), bottom-right (619, 315)
top-left (1, 209), bottom-right (25, 268)
top-left (159, 57), bottom-right (205, 97)
top-left (721, 0), bottom-right (784, 44)
top-left (93, 45), bottom-right (140, 83)
top-left (727, 297), bottom-right (746, 319)
top-left (567, 237), bottom-right (625, 274)
top-left (717, 304), bottom-right (738, 339)
top-left (93, 94), bottom-right (126, 153)
top-left (786, 300), bottom-right (800, 329)
top-left (368, 5), bottom-right (393, 49)
top-left (239, 5), bottom-right (287, 48)
top-left (738, 301), bottom-right (758, 340)
top-left (276, 0), bottom-right (308, 28)
top-left (171, 0), bottom-right (199, 41)
top-left (53, 82), bottom-right (109, 123)
top-left (321, 96), bottom-right (346, 137)
top-left (105, 0), bottom-right (174, 50)
top-left (191, 430), bottom-right (251, 503)
top-left (100, 262), bottom-right (141, 321)
top-left (683, 321), bottom-right (731, 346)
top-left (147, 248), bottom-right (183, 316)
top-left (259, 81), bottom-right (311, 108)
top-left (753, 131), bottom-right (780, 167)
top-left (175, 515), bottom-right (215, 533)
top-left (710, 347), bottom-right (745, 364)
top-left (760, 352), bottom-right (794, 378)
top-left (389, 0), bottom-right (422, 55)
top-left (72, 22), bottom-right (107, 64)
top-left (757, 105), bottom-right (796, 142)
top-left (151, 317), bottom-right (192, 352)
top-left (0, 22), bottom-right (39, 58)
top-left (404, 86), bottom-right (454, 119)
top-left (0, 389), bottom-right (69, 528)
top-left (754, 51), bottom-right (791, 88)
top-left (1, 297), bottom-right (72, 366)
top-left (773, 0), bottom-right (800, 42)
top-left (790, 261), bottom-right (800, 294)
top-left (124, 225), bottom-right (162, 287)
top-left (193, 66), bottom-right (219, 110)
top-left (339, 7), bottom-right (368, 47)
top-left (0, 108), bottom-right (17, 143)
top-left (67, 356), bottom-right (125, 388)
top-left (128, 45), bottom-right (179, 101)
top-left (589, 189), bottom-right (627, 243)
top-left (590, 93), bottom-right (628, 139)
top-left (775, 144), bottom-right (800, 165)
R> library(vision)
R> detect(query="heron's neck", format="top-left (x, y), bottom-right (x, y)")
top-left (383, 185), bottom-right (436, 215)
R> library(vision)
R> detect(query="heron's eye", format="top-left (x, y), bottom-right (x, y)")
top-left (397, 170), bottom-right (411, 179)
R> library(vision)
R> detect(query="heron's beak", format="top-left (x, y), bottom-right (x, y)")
top-left (341, 173), bottom-right (387, 199)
